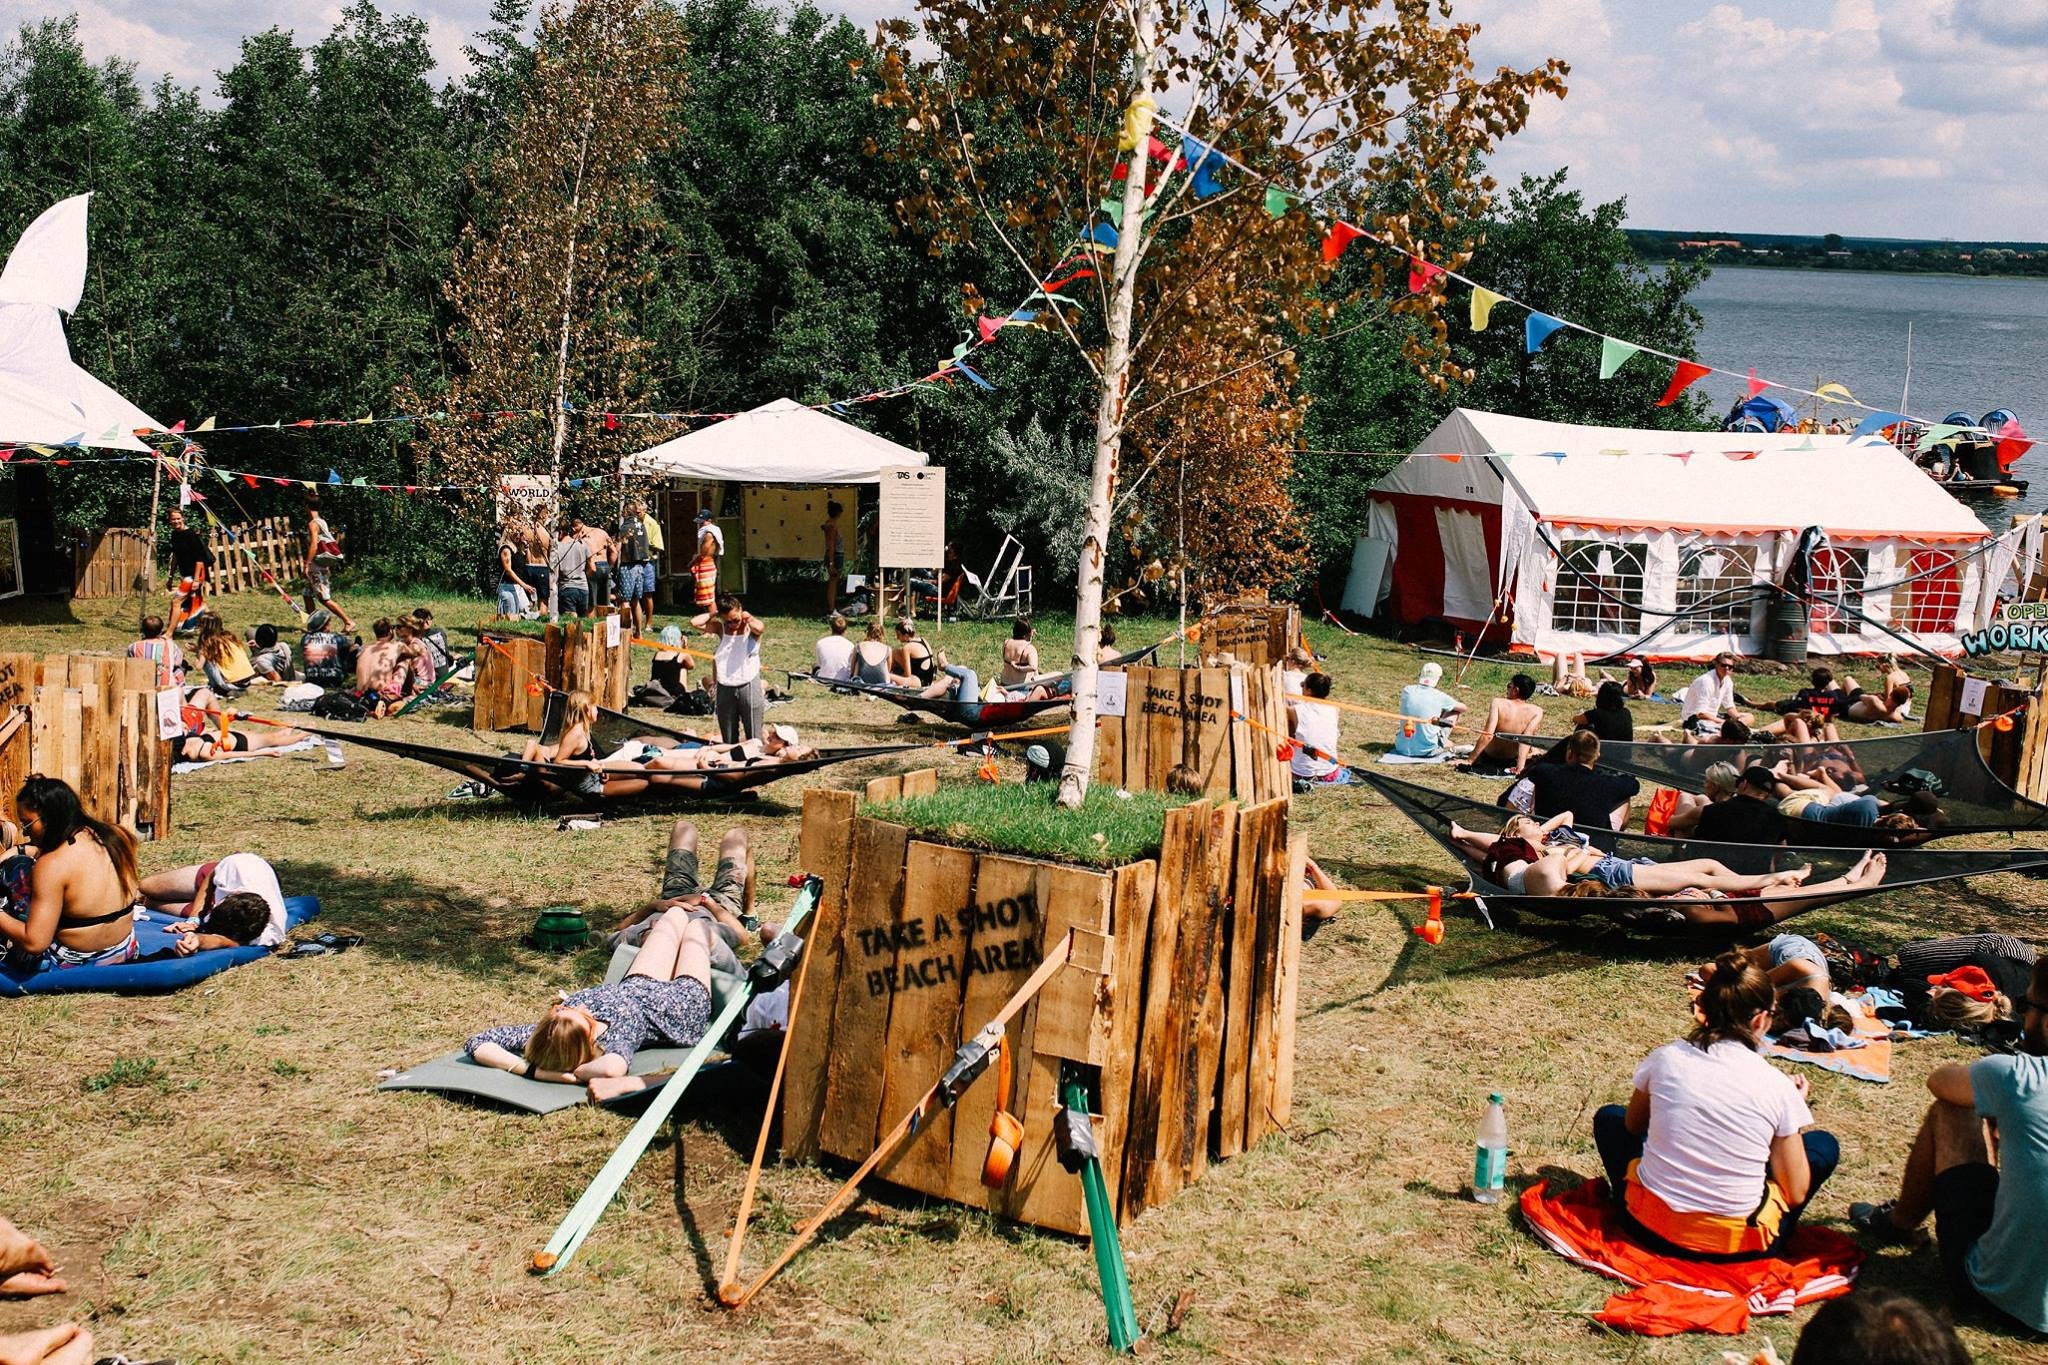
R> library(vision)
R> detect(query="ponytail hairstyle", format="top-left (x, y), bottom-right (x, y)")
top-left (1926, 985), bottom-right (2011, 1031)
top-left (1688, 951), bottom-right (1775, 1051)
top-left (15, 776), bottom-right (138, 902)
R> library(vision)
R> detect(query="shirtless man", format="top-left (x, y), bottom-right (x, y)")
top-left (1462, 673), bottom-right (1544, 773)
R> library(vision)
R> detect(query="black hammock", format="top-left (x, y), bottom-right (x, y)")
top-left (1503, 727), bottom-right (2048, 844)
top-left (304, 725), bottom-right (919, 805)
top-left (537, 693), bottom-right (708, 753)
top-left (1358, 769), bottom-right (2048, 933)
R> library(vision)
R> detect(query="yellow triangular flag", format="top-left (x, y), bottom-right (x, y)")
top-left (194, 416), bottom-right (216, 432)
top-left (355, 414), bottom-right (375, 424)
top-left (1814, 382), bottom-right (1854, 405)
top-left (1470, 287), bottom-right (1503, 332)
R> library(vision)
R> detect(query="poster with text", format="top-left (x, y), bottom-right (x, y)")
top-left (878, 466), bottom-right (945, 570)
top-left (494, 475), bottom-right (559, 526)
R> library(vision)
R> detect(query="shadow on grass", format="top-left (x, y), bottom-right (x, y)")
top-left (0, 596), bottom-right (85, 628)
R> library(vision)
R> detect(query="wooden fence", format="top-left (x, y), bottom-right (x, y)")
top-left (783, 782), bottom-right (1301, 1234)
top-left (1199, 600), bottom-right (1301, 667)
top-left (0, 653), bottom-right (171, 839)
top-left (471, 615), bottom-right (631, 733)
top-left (205, 517), bottom-right (304, 596)
top-left (1096, 664), bottom-right (1290, 801)
top-left (72, 528), bottom-right (152, 599)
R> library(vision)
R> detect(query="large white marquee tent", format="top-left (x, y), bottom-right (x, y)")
top-left (1341, 408), bottom-right (2034, 660)
top-left (622, 397), bottom-right (928, 484)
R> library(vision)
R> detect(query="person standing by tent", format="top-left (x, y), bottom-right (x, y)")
top-left (822, 499), bottom-right (845, 613)
top-left (693, 592), bottom-right (766, 745)
top-left (689, 524), bottom-right (720, 617)
top-left (549, 518), bottom-right (592, 620)
top-left (614, 498), bottom-right (654, 633)
top-left (303, 493), bottom-right (356, 634)
top-left (165, 508), bottom-right (213, 637)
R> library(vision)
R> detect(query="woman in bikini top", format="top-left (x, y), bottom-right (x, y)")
top-left (0, 777), bottom-right (139, 964)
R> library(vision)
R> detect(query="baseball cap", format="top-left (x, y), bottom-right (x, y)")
top-left (1928, 966), bottom-right (1999, 1001)
top-left (695, 508), bottom-right (714, 521)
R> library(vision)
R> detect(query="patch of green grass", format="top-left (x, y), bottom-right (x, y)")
top-left (869, 781), bottom-right (1191, 866)
top-left (82, 1057), bottom-right (164, 1093)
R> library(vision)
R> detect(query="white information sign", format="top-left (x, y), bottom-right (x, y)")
top-left (1229, 671), bottom-right (1247, 717)
top-left (878, 466), bottom-right (946, 570)
top-left (1098, 670), bottom-right (1128, 719)
top-left (495, 474), bottom-right (559, 525)
top-left (606, 613), bottom-right (622, 648)
top-left (157, 688), bottom-right (184, 741)
top-left (1959, 676), bottom-right (1990, 716)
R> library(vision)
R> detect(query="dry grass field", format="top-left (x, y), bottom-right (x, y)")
top-left (4, 585), bottom-right (2047, 1362)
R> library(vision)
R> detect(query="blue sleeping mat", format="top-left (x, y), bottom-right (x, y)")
top-left (0, 895), bottom-right (320, 997)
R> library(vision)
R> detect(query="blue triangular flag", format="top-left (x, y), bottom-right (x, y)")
top-left (952, 361), bottom-right (997, 392)
top-left (1524, 312), bottom-right (1567, 353)
top-left (1851, 410), bottom-right (1907, 439)
top-left (1540, 451), bottom-right (1567, 462)
top-left (830, 403), bottom-right (852, 415)
top-left (1087, 222), bottom-right (1119, 250)
top-left (567, 478), bottom-right (584, 489)
top-left (327, 469), bottom-right (343, 484)
top-left (1181, 135), bottom-right (1227, 198)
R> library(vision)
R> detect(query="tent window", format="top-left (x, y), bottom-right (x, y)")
top-left (1897, 547), bottom-right (1963, 635)
top-left (1809, 547), bottom-right (1868, 637)
top-left (1677, 543), bottom-right (1759, 633)
top-left (1554, 539), bottom-right (1646, 635)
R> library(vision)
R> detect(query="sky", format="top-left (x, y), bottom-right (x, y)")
top-left (15, 0), bottom-right (2048, 240)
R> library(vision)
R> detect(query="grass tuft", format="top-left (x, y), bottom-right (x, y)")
top-left (868, 781), bottom-right (1191, 866)
top-left (82, 1057), bottom-right (164, 1093)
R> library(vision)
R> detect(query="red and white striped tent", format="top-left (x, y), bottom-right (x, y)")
top-left (1341, 408), bottom-right (2032, 660)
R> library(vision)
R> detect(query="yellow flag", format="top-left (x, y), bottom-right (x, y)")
top-left (1470, 287), bottom-right (1503, 331)
top-left (1814, 382), bottom-right (1855, 405)
top-left (194, 416), bottom-right (216, 432)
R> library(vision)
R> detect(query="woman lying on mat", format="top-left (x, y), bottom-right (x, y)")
top-left (522, 690), bottom-right (597, 765)
top-left (466, 905), bottom-right (717, 1103)
top-left (174, 722), bottom-right (312, 764)
top-left (1448, 814), bottom-right (1814, 899)
top-left (1592, 952), bottom-right (1839, 1260)
top-left (0, 777), bottom-right (140, 972)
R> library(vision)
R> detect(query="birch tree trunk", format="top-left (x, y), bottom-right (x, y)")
top-left (546, 116), bottom-right (594, 522)
top-left (1056, 0), bottom-right (1158, 810)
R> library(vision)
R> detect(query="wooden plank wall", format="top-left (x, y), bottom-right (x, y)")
top-left (473, 621), bottom-right (629, 731)
top-left (1923, 662), bottom-right (2034, 787)
top-left (203, 517), bottom-right (304, 596)
top-left (1200, 602), bottom-right (1301, 667)
top-left (783, 788), bottom-right (1298, 1233)
top-left (471, 635), bottom-right (548, 732)
top-left (1094, 664), bottom-right (1288, 799)
top-left (0, 653), bottom-right (170, 838)
top-left (71, 528), bottom-right (151, 599)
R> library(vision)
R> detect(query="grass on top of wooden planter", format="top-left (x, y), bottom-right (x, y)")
top-left (867, 780), bottom-right (1193, 867)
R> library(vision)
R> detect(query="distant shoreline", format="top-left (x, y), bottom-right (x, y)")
top-left (1669, 260), bottom-right (2048, 284)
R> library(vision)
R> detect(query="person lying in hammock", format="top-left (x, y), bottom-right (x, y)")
top-left (1767, 761), bottom-right (1943, 840)
top-left (466, 903), bottom-right (718, 1104)
top-left (565, 725), bottom-right (819, 799)
top-left (174, 721), bottom-right (312, 764)
top-left (903, 650), bottom-right (1051, 721)
top-left (1448, 812), bottom-right (1817, 899)
top-left (1627, 853), bottom-right (1889, 932)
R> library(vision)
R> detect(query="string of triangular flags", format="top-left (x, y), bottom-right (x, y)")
top-left (0, 446), bottom-right (636, 497)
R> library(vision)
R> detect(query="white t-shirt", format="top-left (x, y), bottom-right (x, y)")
top-left (1290, 700), bottom-right (1340, 779)
top-left (1632, 1039), bottom-right (1812, 1217)
top-left (813, 634), bottom-right (855, 681)
top-left (714, 625), bottom-right (762, 686)
top-left (1282, 667), bottom-right (1308, 696)
top-left (1681, 669), bottom-right (1735, 721)
top-left (696, 522), bottom-right (725, 556)
top-left (210, 852), bottom-right (287, 949)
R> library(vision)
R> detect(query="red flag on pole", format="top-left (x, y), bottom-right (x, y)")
top-left (1746, 368), bottom-right (1767, 398)
top-left (1657, 360), bottom-right (1712, 407)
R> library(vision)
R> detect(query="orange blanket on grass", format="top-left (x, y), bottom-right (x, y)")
top-left (1520, 1179), bottom-right (1861, 1336)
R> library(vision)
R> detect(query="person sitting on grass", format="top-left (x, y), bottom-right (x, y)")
top-left (1460, 673), bottom-right (1543, 774)
top-left (1680, 652), bottom-right (1752, 736)
top-left (1608, 657), bottom-right (1657, 701)
top-left (0, 777), bottom-right (139, 973)
top-left (193, 614), bottom-right (258, 695)
top-left (1289, 671), bottom-right (1350, 787)
top-left (174, 721), bottom-right (312, 764)
top-left (138, 852), bottom-right (288, 954)
top-left (1786, 1293), bottom-right (1971, 1365)
top-left (1516, 730), bottom-right (1639, 830)
top-left (853, 619), bottom-right (893, 685)
top-left (812, 613), bottom-right (855, 682)
top-left (1832, 656), bottom-right (1914, 726)
top-left (889, 619), bottom-right (936, 688)
top-left (126, 614), bottom-right (186, 690)
top-left (1848, 957), bottom-right (2048, 1337)
top-left (465, 904), bottom-right (720, 1104)
top-left (1393, 661), bottom-right (1466, 758)
top-left (1593, 951), bottom-right (1838, 1260)
top-left (245, 623), bottom-right (292, 683)
top-left (297, 610), bottom-right (357, 689)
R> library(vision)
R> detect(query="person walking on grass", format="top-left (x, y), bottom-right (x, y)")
top-left (614, 498), bottom-right (655, 633)
top-left (165, 507), bottom-right (212, 637)
top-left (302, 493), bottom-right (355, 633)
top-left (693, 591), bottom-right (765, 745)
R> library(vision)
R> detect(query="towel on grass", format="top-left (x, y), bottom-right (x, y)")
top-left (173, 735), bottom-right (326, 773)
top-left (1520, 1178), bottom-right (1860, 1336)
top-left (1761, 992), bottom-right (1899, 1084)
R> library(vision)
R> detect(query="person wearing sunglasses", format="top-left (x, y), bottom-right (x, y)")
top-left (1850, 957), bottom-right (2048, 1336)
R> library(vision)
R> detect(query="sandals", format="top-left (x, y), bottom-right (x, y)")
top-left (284, 932), bottom-right (363, 959)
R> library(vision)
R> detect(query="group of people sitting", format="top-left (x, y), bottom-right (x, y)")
top-left (808, 615), bottom-right (1100, 721)
top-left (1, 775), bottom-right (288, 976)
top-left (1681, 653), bottom-right (1913, 742)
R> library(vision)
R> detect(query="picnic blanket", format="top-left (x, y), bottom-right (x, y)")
top-left (1377, 751), bottom-right (1459, 766)
top-left (0, 897), bottom-right (321, 997)
top-left (1762, 996), bottom-right (1898, 1083)
top-left (173, 735), bottom-right (331, 773)
top-left (1520, 1178), bottom-right (1860, 1336)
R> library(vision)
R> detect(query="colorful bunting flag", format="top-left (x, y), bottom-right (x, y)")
top-left (1851, 411), bottom-right (1907, 439)
top-left (1657, 360), bottom-right (1712, 408)
top-left (1469, 287), bottom-right (1502, 331)
top-left (1746, 368), bottom-right (1767, 399)
top-left (1180, 136), bottom-right (1227, 198)
top-left (326, 469), bottom-right (343, 484)
top-left (1723, 450), bottom-right (1759, 461)
top-left (1524, 312), bottom-right (1566, 354)
top-left (1321, 222), bottom-right (1364, 264)
top-left (1813, 383), bottom-right (1855, 405)
top-left (1599, 337), bottom-right (1641, 380)
top-left (952, 361), bottom-right (996, 391)
top-left (1263, 186), bottom-right (1291, 218)
top-left (1407, 260), bottom-right (1444, 295)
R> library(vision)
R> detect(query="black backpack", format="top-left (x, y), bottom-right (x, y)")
top-left (310, 689), bottom-right (371, 722)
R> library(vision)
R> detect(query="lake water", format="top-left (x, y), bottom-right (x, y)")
top-left (1689, 265), bottom-right (2048, 527)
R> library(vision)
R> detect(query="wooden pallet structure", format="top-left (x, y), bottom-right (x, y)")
top-left (1096, 663), bottom-right (1290, 800)
top-left (1198, 598), bottom-right (1302, 667)
top-left (205, 516), bottom-right (304, 596)
top-left (472, 615), bottom-right (632, 733)
top-left (71, 528), bottom-right (152, 599)
top-left (1923, 661), bottom-right (2039, 795)
top-left (0, 653), bottom-right (172, 840)
top-left (782, 778), bottom-right (1303, 1235)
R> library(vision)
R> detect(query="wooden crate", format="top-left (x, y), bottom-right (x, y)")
top-left (783, 781), bottom-right (1301, 1234)
top-left (1095, 663), bottom-right (1289, 800)
top-left (72, 528), bottom-right (151, 599)
top-left (472, 617), bottom-right (629, 732)
top-left (205, 516), bottom-right (304, 597)
top-left (1199, 599), bottom-right (1301, 667)
top-left (0, 652), bottom-right (170, 839)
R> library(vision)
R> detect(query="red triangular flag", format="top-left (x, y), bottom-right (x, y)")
top-left (978, 315), bottom-right (1004, 344)
top-left (1746, 368), bottom-right (1766, 398)
top-left (1322, 221), bottom-right (1365, 265)
top-left (1657, 360), bottom-right (1712, 407)
top-left (1723, 450), bottom-right (1759, 461)
top-left (1407, 259), bottom-right (1444, 294)
top-left (242, 474), bottom-right (260, 487)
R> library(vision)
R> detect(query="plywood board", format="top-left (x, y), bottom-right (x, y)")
top-left (875, 841), bottom-right (977, 1195)
top-left (1270, 830), bottom-right (1306, 1131)
top-left (783, 788), bottom-right (859, 1160)
top-left (945, 854), bottom-right (1044, 1206)
top-left (1100, 858), bottom-right (1155, 1224)
top-left (1190, 667), bottom-right (1230, 794)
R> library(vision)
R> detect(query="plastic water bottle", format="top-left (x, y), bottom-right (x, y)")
top-left (1473, 1093), bottom-right (1508, 1204)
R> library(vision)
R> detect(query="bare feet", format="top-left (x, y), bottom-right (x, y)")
top-left (0, 1220), bottom-right (60, 1297)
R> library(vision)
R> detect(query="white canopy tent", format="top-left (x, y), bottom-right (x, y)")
top-left (0, 195), bottom-right (159, 450)
top-left (1343, 408), bottom-right (2029, 660)
top-left (622, 397), bottom-right (928, 483)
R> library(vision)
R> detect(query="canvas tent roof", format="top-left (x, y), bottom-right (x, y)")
top-left (622, 398), bottom-right (928, 485)
top-left (0, 194), bottom-right (158, 451)
top-left (1387, 409), bottom-right (1987, 542)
